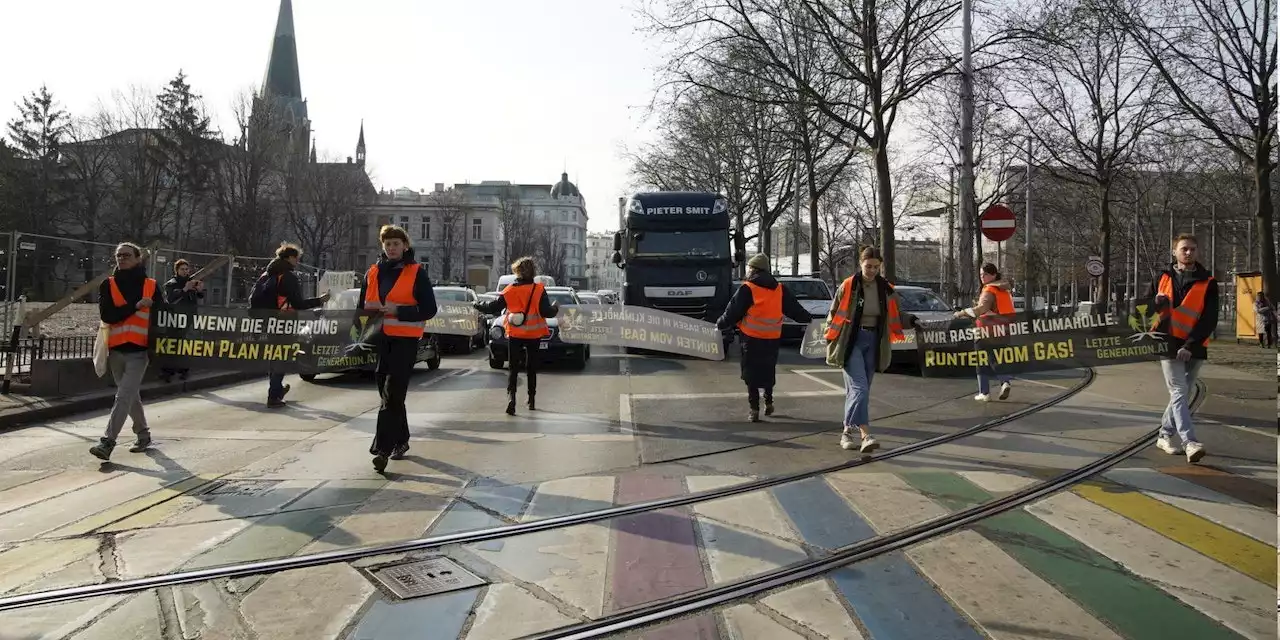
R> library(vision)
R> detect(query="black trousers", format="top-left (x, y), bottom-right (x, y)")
top-left (507, 338), bottom-right (540, 396)
top-left (747, 385), bottom-right (774, 409)
top-left (370, 337), bottom-right (416, 456)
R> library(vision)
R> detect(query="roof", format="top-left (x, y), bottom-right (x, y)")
top-left (262, 0), bottom-right (305, 113)
top-left (550, 172), bottom-right (579, 198)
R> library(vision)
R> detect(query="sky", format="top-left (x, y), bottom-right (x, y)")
top-left (0, 0), bottom-right (668, 233)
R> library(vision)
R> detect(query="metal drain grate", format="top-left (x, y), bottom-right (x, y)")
top-left (203, 480), bottom-right (281, 497)
top-left (368, 558), bottom-right (486, 600)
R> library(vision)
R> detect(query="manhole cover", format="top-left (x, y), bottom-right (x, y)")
top-left (203, 480), bottom-right (280, 497)
top-left (368, 558), bottom-right (486, 600)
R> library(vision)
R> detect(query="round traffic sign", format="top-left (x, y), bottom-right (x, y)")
top-left (980, 204), bottom-right (1017, 242)
top-left (1085, 257), bottom-right (1104, 277)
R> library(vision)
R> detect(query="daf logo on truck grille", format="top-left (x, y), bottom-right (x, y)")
top-left (667, 289), bottom-right (695, 296)
top-left (695, 270), bottom-right (708, 282)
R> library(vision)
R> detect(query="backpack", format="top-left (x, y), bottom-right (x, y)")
top-left (249, 272), bottom-right (279, 309)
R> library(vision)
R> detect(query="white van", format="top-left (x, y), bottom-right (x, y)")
top-left (496, 274), bottom-right (556, 292)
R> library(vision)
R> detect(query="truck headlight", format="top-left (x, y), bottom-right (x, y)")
top-left (713, 198), bottom-right (727, 214)
top-left (627, 198), bottom-right (644, 215)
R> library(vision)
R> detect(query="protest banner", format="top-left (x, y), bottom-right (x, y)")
top-left (799, 319), bottom-right (828, 359)
top-left (421, 302), bottom-right (481, 337)
top-left (915, 304), bottom-right (1170, 377)
top-left (556, 304), bottom-right (725, 360)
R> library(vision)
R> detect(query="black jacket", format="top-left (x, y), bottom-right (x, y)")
top-left (356, 248), bottom-right (439, 326)
top-left (164, 275), bottom-right (204, 306)
top-left (99, 265), bottom-right (159, 352)
top-left (251, 258), bottom-right (324, 310)
top-left (715, 272), bottom-right (813, 333)
top-left (476, 279), bottom-right (559, 320)
top-left (1146, 261), bottom-right (1218, 359)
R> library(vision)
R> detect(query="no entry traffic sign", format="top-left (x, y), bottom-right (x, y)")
top-left (980, 204), bottom-right (1017, 242)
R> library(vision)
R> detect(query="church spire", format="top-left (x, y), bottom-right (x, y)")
top-left (262, 0), bottom-right (302, 100)
top-left (309, 138), bottom-right (316, 163)
top-left (356, 120), bottom-right (366, 167)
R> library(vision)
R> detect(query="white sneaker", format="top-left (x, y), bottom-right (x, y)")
top-left (998, 382), bottom-right (1011, 400)
top-left (1155, 436), bottom-right (1183, 455)
top-left (974, 393), bottom-right (991, 402)
top-left (860, 436), bottom-right (879, 454)
top-left (1184, 441), bottom-right (1205, 463)
top-left (840, 430), bottom-right (857, 450)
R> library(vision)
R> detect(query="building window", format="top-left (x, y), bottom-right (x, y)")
top-left (422, 216), bottom-right (431, 240)
top-left (400, 216), bottom-right (409, 226)
top-left (472, 218), bottom-right (482, 240)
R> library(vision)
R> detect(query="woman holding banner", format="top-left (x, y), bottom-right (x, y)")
top-left (359, 225), bottom-right (438, 473)
top-left (159, 259), bottom-right (204, 383)
top-left (824, 246), bottom-right (920, 454)
top-left (475, 256), bottom-right (559, 416)
top-left (954, 263), bottom-right (1016, 402)
top-left (716, 253), bottom-right (812, 422)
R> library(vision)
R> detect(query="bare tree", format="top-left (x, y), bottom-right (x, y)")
top-left (428, 187), bottom-right (469, 282)
top-left (1111, 0), bottom-right (1278, 296)
top-left (154, 70), bottom-right (218, 252)
top-left (208, 89), bottom-right (288, 256)
top-left (1001, 0), bottom-right (1167, 312)
top-left (99, 86), bottom-right (174, 244)
top-left (534, 224), bottom-right (569, 283)
top-left (495, 185), bottom-right (537, 267)
top-left (61, 112), bottom-right (117, 281)
top-left (283, 153), bottom-right (372, 270)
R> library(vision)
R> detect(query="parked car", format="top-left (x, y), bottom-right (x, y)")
top-left (432, 286), bottom-right (488, 353)
top-left (487, 288), bottom-right (590, 370)
top-left (891, 285), bottom-right (954, 366)
top-left (299, 288), bottom-right (441, 382)
top-left (577, 292), bottom-right (603, 305)
top-left (776, 276), bottom-right (833, 342)
top-left (477, 292), bottom-right (502, 324)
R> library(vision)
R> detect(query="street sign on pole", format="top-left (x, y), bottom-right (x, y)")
top-left (980, 204), bottom-right (1016, 243)
top-left (1086, 256), bottom-right (1104, 278)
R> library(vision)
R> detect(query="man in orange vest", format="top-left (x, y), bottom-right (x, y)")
top-left (359, 225), bottom-right (437, 472)
top-left (90, 242), bottom-right (159, 461)
top-left (1146, 233), bottom-right (1218, 463)
top-left (716, 254), bottom-right (812, 422)
top-left (250, 243), bottom-right (329, 408)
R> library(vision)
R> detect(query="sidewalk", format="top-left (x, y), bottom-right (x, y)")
top-left (0, 370), bottom-right (262, 430)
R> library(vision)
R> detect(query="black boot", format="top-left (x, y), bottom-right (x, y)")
top-left (506, 393), bottom-right (516, 416)
top-left (527, 392), bottom-right (536, 410)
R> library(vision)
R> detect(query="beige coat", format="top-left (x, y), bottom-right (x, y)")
top-left (824, 275), bottom-right (916, 372)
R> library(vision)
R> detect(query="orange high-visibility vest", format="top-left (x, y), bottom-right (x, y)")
top-left (738, 282), bottom-right (783, 339)
top-left (275, 275), bottom-right (291, 310)
top-left (502, 282), bottom-right (549, 339)
top-left (364, 264), bottom-right (425, 339)
top-left (824, 276), bottom-right (905, 343)
top-left (106, 277), bottom-right (157, 349)
top-left (1157, 273), bottom-right (1212, 347)
top-left (975, 284), bottom-right (1015, 329)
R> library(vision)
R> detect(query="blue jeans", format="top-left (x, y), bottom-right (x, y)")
top-left (268, 372), bottom-right (287, 400)
top-left (976, 348), bottom-right (1013, 395)
top-left (1159, 358), bottom-right (1203, 444)
top-left (842, 329), bottom-right (878, 427)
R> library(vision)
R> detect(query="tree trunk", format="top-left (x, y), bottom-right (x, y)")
top-left (1097, 187), bottom-right (1112, 314)
top-left (808, 192), bottom-right (819, 277)
top-left (873, 144), bottom-right (896, 281)
top-left (1254, 163), bottom-right (1278, 297)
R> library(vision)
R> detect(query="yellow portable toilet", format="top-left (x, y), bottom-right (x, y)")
top-left (1233, 271), bottom-right (1263, 343)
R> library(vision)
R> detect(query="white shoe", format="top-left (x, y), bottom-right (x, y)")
top-left (840, 430), bottom-right (857, 451)
top-left (1185, 441), bottom-right (1205, 463)
top-left (974, 393), bottom-right (991, 402)
top-left (1155, 436), bottom-right (1183, 455)
top-left (859, 436), bottom-right (879, 454)
top-left (998, 382), bottom-right (1011, 400)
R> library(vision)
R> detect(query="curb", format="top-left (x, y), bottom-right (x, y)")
top-left (0, 371), bottom-right (263, 431)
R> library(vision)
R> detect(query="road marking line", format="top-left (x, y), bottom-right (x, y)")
top-left (792, 369), bottom-right (844, 392)
top-left (46, 475), bottom-right (229, 537)
top-left (628, 390), bottom-right (843, 400)
top-left (618, 394), bottom-right (634, 437)
top-left (1104, 468), bottom-right (1276, 545)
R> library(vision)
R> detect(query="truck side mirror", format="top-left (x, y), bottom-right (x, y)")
top-left (612, 232), bottom-right (622, 251)
top-left (611, 251), bottom-right (623, 266)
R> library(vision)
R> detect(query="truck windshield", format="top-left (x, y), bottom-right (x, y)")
top-left (630, 230), bottom-right (729, 259)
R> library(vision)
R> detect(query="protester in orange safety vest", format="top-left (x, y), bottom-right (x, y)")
top-left (250, 243), bottom-right (329, 408)
top-left (90, 242), bottom-right (160, 461)
top-left (954, 263), bottom-right (1016, 402)
top-left (358, 225), bottom-right (438, 472)
top-left (475, 256), bottom-right (560, 416)
top-left (716, 253), bottom-right (812, 422)
top-left (1146, 233), bottom-right (1218, 463)
top-left (823, 246), bottom-right (921, 454)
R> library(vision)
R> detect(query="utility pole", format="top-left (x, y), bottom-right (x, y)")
top-left (1024, 134), bottom-right (1034, 317)
top-left (792, 134), bottom-right (802, 276)
top-left (959, 0), bottom-right (977, 302)
top-left (1210, 204), bottom-right (1217, 276)
top-left (948, 165), bottom-right (957, 305)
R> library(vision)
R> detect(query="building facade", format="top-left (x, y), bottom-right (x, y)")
top-left (585, 232), bottom-right (623, 291)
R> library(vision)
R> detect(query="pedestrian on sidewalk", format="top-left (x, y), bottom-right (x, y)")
top-left (1253, 291), bottom-right (1275, 349)
top-left (716, 253), bottom-right (812, 422)
top-left (249, 243), bottom-right (329, 408)
top-left (359, 225), bottom-right (437, 473)
top-left (90, 242), bottom-right (158, 461)
top-left (954, 263), bottom-right (1016, 402)
top-left (160, 258), bottom-right (204, 383)
top-left (1149, 233), bottom-right (1218, 463)
top-left (824, 246), bottom-right (920, 454)
top-left (475, 256), bottom-right (558, 417)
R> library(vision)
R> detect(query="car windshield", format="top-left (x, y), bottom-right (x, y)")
top-left (325, 290), bottom-right (361, 311)
top-left (630, 230), bottom-right (729, 259)
top-left (434, 289), bottom-right (472, 302)
top-left (578, 294), bottom-right (601, 304)
top-left (782, 280), bottom-right (831, 300)
top-left (547, 292), bottom-right (578, 305)
top-left (897, 288), bottom-right (950, 312)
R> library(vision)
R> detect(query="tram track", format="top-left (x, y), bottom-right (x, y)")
top-left (0, 366), bottom-right (1098, 613)
top-left (526, 377), bottom-right (1209, 640)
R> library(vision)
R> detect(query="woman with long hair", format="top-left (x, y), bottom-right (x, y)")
top-left (954, 263), bottom-right (1016, 401)
top-left (824, 246), bottom-right (920, 453)
top-left (475, 256), bottom-right (559, 415)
